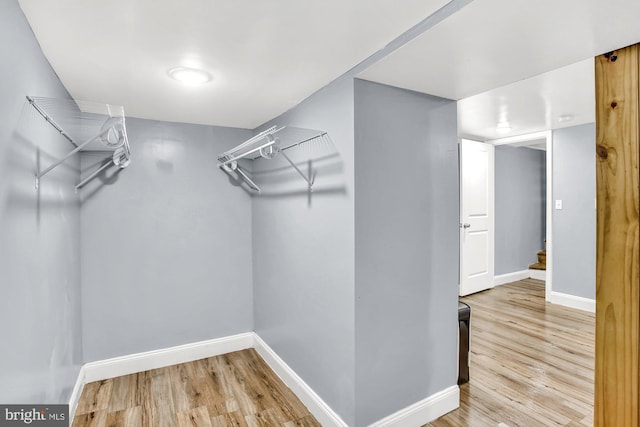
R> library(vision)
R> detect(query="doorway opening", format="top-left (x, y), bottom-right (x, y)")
top-left (486, 131), bottom-right (553, 301)
top-left (459, 131), bottom-right (552, 299)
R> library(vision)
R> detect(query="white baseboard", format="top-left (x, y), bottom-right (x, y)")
top-left (83, 332), bottom-right (254, 384)
top-left (494, 270), bottom-right (530, 286)
top-left (528, 269), bottom-right (546, 281)
top-left (550, 291), bottom-right (595, 313)
top-left (68, 365), bottom-right (86, 423)
top-left (253, 334), bottom-right (348, 427)
top-left (70, 332), bottom-right (345, 426)
top-left (70, 332), bottom-right (458, 427)
top-left (368, 385), bottom-right (460, 427)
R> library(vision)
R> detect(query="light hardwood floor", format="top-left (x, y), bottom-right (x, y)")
top-left (427, 279), bottom-right (595, 427)
top-left (72, 348), bottom-right (321, 427)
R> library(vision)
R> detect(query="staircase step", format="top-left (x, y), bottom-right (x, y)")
top-left (529, 262), bottom-right (546, 271)
top-left (537, 250), bottom-right (546, 256)
top-left (538, 253), bottom-right (546, 264)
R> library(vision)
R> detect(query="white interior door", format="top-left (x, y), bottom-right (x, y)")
top-left (460, 139), bottom-right (494, 296)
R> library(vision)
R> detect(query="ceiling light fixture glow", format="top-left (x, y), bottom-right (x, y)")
top-left (557, 114), bottom-right (574, 123)
top-left (168, 67), bottom-right (211, 85)
top-left (496, 122), bottom-right (512, 134)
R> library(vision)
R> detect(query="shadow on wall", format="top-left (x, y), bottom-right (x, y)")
top-left (79, 156), bottom-right (125, 202)
top-left (9, 103), bottom-right (79, 222)
top-left (231, 152), bottom-right (347, 206)
top-left (0, 99), bottom-right (82, 403)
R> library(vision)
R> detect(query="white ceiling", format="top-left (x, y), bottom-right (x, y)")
top-left (359, 0), bottom-right (640, 139)
top-left (458, 59), bottom-right (595, 141)
top-left (360, 0), bottom-right (640, 100)
top-left (18, 0), bottom-right (450, 129)
top-left (19, 0), bottom-right (640, 135)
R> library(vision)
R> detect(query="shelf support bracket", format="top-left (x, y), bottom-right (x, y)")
top-left (235, 166), bottom-right (261, 193)
top-left (220, 162), bottom-right (261, 193)
top-left (279, 149), bottom-right (314, 192)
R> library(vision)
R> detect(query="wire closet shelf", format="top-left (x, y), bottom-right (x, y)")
top-left (27, 96), bottom-right (131, 190)
top-left (217, 125), bottom-right (335, 194)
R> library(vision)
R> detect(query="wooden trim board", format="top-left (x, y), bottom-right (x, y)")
top-left (595, 44), bottom-right (640, 426)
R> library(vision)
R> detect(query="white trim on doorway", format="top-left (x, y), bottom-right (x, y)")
top-left (485, 131), bottom-right (553, 303)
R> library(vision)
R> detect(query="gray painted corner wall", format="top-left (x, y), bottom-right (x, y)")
top-left (494, 146), bottom-right (546, 275)
top-left (353, 79), bottom-right (459, 426)
top-left (552, 123), bottom-right (596, 299)
top-left (80, 119), bottom-right (254, 361)
top-left (252, 77), bottom-right (356, 426)
top-left (0, 0), bottom-right (82, 403)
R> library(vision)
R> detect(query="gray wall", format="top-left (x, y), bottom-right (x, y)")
top-left (252, 78), bottom-right (356, 425)
top-left (552, 123), bottom-right (596, 299)
top-left (0, 0), bottom-right (82, 403)
top-left (353, 79), bottom-right (459, 426)
top-left (80, 118), bottom-right (254, 361)
top-left (495, 146), bottom-right (546, 275)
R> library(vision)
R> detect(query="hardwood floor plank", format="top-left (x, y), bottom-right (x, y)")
top-left (286, 415), bottom-right (322, 427)
top-left (171, 365), bottom-right (222, 416)
top-left (259, 408), bottom-right (288, 426)
top-left (74, 349), bottom-right (319, 427)
top-left (72, 410), bottom-right (108, 427)
top-left (104, 406), bottom-right (142, 427)
top-left (210, 411), bottom-right (248, 427)
top-left (76, 380), bottom-right (113, 416)
top-left (429, 280), bottom-right (594, 427)
top-left (139, 368), bottom-right (176, 427)
top-left (207, 354), bottom-right (259, 416)
top-left (229, 349), bottom-right (304, 420)
top-left (108, 374), bottom-right (140, 413)
top-left (176, 406), bottom-right (212, 427)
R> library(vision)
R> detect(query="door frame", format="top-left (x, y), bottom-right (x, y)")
top-left (459, 139), bottom-right (495, 296)
top-left (484, 130), bottom-right (553, 302)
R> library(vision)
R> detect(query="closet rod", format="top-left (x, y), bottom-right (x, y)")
top-left (218, 126), bottom-right (283, 162)
top-left (26, 96), bottom-right (77, 147)
top-left (219, 137), bottom-right (276, 167)
top-left (75, 159), bottom-right (114, 191)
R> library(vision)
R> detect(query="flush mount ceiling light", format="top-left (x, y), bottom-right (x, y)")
top-left (557, 114), bottom-right (574, 123)
top-left (496, 122), bottom-right (512, 134)
top-left (168, 67), bottom-right (212, 85)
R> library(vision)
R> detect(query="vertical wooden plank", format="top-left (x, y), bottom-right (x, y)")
top-left (595, 44), bottom-right (640, 426)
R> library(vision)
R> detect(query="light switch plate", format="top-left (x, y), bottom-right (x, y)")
top-left (555, 200), bottom-right (563, 210)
